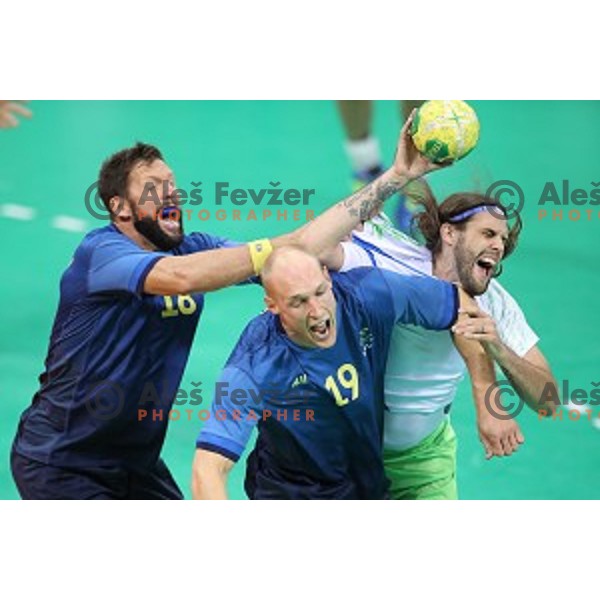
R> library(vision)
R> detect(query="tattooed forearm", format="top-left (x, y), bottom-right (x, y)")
top-left (289, 168), bottom-right (411, 258)
top-left (342, 176), bottom-right (403, 221)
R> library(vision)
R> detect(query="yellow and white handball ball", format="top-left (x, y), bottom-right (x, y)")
top-left (410, 100), bottom-right (480, 163)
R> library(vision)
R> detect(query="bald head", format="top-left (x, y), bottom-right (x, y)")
top-left (262, 246), bottom-right (337, 348)
top-left (261, 246), bottom-right (324, 296)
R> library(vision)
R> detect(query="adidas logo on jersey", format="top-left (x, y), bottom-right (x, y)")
top-left (291, 374), bottom-right (308, 388)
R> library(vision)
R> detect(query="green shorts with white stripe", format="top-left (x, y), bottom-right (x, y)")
top-left (383, 418), bottom-right (457, 500)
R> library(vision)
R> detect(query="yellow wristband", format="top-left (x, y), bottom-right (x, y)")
top-left (248, 238), bottom-right (273, 275)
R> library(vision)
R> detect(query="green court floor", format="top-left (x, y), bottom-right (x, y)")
top-left (1, 100), bottom-right (599, 499)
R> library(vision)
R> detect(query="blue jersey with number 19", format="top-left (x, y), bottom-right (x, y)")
top-left (14, 224), bottom-right (239, 473)
top-left (196, 267), bottom-right (458, 499)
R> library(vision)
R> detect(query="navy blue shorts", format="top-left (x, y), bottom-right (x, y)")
top-left (10, 450), bottom-right (183, 500)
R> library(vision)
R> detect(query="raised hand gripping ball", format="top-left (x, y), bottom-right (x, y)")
top-left (410, 100), bottom-right (480, 164)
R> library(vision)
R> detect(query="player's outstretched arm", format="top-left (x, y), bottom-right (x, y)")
top-left (192, 449), bottom-right (234, 500)
top-left (144, 111), bottom-right (449, 296)
top-left (145, 244), bottom-right (260, 295)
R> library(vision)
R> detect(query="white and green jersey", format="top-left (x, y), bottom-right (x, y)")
top-left (340, 214), bottom-right (539, 451)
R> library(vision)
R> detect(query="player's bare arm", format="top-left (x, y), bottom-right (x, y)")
top-left (192, 449), bottom-right (234, 500)
top-left (452, 306), bottom-right (558, 416)
top-left (145, 111), bottom-right (449, 296)
top-left (453, 290), bottom-right (525, 459)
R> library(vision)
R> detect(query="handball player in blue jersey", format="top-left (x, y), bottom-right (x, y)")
top-left (11, 112), bottom-right (448, 499)
top-left (192, 247), bottom-right (483, 499)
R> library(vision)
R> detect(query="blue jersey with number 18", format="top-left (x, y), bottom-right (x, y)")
top-left (14, 224), bottom-right (239, 472)
top-left (196, 267), bottom-right (458, 499)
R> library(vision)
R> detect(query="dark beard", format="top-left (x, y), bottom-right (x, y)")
top-left (133, 210), bottom-right (184, 251)
top-left (455, 236), bottom-right (490, 296)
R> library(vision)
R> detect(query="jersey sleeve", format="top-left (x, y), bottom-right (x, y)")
top-left (339, 241), bottom-right (376, 272)
top-left (182, 232), bottom-right (242, 253)
top-left (195, 366), bottom-right (260, 462)
top-left (369, 269), bottom-right (458, 331)
top-left (486, 285), bottom-right (540, 357)
top-left (88, 237), bottom-right (167, 295)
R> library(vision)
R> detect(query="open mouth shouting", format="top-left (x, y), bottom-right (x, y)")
top-left (307, 314), bottom-right (336, 347)
top-left (474, 255), bottom-right (497, 283)
top-left (158, 206), bottom-right (181, 236)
